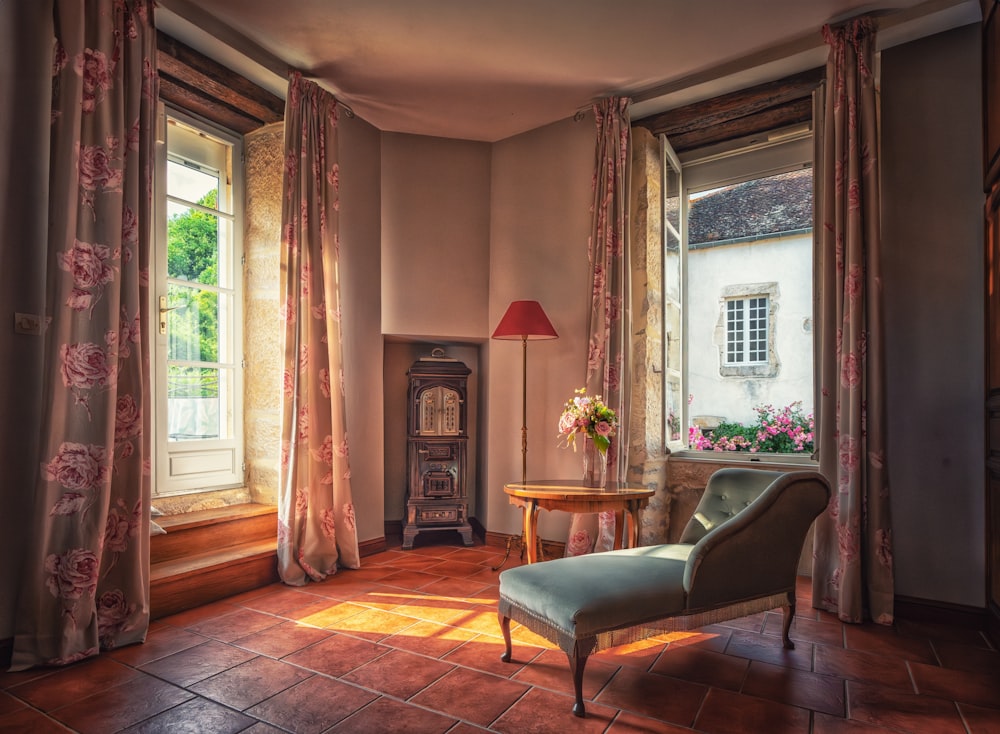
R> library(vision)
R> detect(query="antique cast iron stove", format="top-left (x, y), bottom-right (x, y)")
top-left (402, 353), bottom-right (473, 548)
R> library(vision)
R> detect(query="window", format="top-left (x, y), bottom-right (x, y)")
top-left (662, 133), bottom-right (814, 455)
top-left (726, 296), bottom-right (768, 365)
top-left (153, 109), bottom-right (244, 495)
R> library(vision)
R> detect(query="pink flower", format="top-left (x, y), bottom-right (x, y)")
top-left (114, 395), bottom-right (142, 442)
top-left (840, 351), bottom-right (860, 389)
top-left (320, 508), bottom-right (336, 540)
top-left (58, 239), bottom-right (115, 290)
top-left (595, 420), bottom-right (612, 437)
top-left (566, 530), bottom-right (593, 557)
top-left (103, 501), bottom-right (136, 553)
top-left (44, 442), bottom-right (108, 491)
top-left (45, 548), bottom-right (99, 601)
top-left (66, 289), bottom-right (93, 312)
top-left (61, 342), bottom-right (114, 390)
top-left (121, 206), bottom-right (138, 247)
top-left (78, 143), bottom-right (121, 192)
top-left (97, 589), bottom-right (135, 648)
top-left (343, 502), bottom-right (356, 531)
top-left (74, 48), bottom-right (114, 113)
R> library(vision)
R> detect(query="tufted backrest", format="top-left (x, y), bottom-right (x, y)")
top-left (678, 467), bottom-right (786, 544)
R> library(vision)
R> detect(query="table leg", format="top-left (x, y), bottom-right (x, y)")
top-left (627, 503), bottom-right (641, 548)
top-left (524, 500), bottom-right (539, 564)
top-left (612, 510), bottom-right (626, 550)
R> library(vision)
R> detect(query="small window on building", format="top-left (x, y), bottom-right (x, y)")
top-left (725, 295), bottom-right (769, 365)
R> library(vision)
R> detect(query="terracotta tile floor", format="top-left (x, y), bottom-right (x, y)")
top-left (2, 538), bottom-right (999, 733)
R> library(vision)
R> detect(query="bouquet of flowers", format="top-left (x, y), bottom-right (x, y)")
top-left (557, 388), bottom-right (618, 454)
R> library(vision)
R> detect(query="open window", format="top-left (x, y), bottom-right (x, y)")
top-left (153, 108), bottom-right (245, 495)
top-left (663, 132), bottom-right (815, 456)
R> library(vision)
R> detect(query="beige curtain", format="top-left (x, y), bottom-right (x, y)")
top-left (565, 97), bottom-right (632, 556)
top-left (278, 73), bottom-right (360, 585)
top-left (11, 0), bottom-right (157, 670)
top-left (812, 17), bottom-right (894, 624)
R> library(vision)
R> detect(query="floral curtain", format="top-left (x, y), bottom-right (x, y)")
top-left (11, 0), bottom-right (157, 670)
top-left (278, 72), bottom-right (360, 585)
top-left (565, 96), bottom-right (632, 557)
top-left (812, 17), bottom-right (894, 624)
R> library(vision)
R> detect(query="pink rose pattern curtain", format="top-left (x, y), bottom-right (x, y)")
top-left (278, 73), bottom-right (360, 585)
top-left (812, 17), bottom-right (894, 624)
top-left (566, 97), bottom-right (632, 557)
top-left (11, 0), bottom-right (157, 670)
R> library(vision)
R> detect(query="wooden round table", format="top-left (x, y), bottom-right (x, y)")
top-left (503, 480), bottom-right (655, 563)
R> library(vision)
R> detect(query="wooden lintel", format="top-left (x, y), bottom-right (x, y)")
top-left (158, 77), bottom-right (262, 135)
top-left (664, 97), bottom-right (813, 154)
top-left (157, 31), bottom-right (284, 132)
top-left (635, 67), bottom-right (822, 141)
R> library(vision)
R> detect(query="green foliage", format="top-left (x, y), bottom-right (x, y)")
top-left (166, 189), bottom-right (222, 398)
top-left (167, 188), bottom-right (219, 285)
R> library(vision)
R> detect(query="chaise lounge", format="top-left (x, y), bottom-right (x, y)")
top-left (496, 467), bottom-right (832, 717)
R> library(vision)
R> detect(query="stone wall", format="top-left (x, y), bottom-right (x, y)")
top-left (243, 121), bottom-right (284, 506)
top-left (628, 127), bottom-right (670, 546)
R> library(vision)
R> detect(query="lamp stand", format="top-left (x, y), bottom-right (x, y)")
top-left (519, 335), bottom-right (528, 485)
top-left (493, 335), bottom-right (543, 571)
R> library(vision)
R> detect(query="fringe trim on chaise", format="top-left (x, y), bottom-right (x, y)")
top-left (498, 591), bottom-right (791, 658)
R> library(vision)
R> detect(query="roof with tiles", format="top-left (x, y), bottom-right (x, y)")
top-left (684, 168), bottom-right (812, 246)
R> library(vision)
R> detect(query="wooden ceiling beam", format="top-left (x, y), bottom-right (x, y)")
top-left (157, 31), bottom-right (284, 133)
top-left (634, 67), bottom-right (822, 153)
top-left (663, 97), bottom-right (814, 153)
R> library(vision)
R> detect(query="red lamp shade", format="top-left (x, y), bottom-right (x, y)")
top-left (491, 300), bottom-right (558, 340)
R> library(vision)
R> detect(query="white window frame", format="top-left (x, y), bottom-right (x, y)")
top-left (152, 105), bottom-right (245, 496)
top-left (663, 132), bottom-right (813, 456)
top-left (725, 294), bottom-right (768, 366)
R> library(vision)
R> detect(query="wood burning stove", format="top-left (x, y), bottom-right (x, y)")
top-left (402, 351), bottom-right (473, 549)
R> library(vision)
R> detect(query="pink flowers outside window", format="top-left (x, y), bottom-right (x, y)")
top-left (689, 401), bottom-right (814, 454)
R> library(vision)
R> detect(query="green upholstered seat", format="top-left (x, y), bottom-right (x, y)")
top-left (496, 467), bottom-right (831, 718)
top-left (498, 544), bottom-right (692, 642)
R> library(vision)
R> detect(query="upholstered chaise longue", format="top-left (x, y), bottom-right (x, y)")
top-left (497, 467), bottom-right (831, 717)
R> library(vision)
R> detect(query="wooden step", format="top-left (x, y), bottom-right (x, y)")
top-left (151, 503), bottom-right (277, 565)
top-left (149, 503), bottom-right (280, 619)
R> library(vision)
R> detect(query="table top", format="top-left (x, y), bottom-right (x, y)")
top-left (504, 479), bottom-right (654, 501)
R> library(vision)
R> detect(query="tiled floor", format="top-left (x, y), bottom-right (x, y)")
top-left (2, 538), bottom-right (999, 733)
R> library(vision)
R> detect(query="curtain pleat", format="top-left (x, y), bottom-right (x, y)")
top-left (812, 17), bottom-right (894, 624)
top-left (11, 0), bottom-right (157, 670)
top-left (565, 96), bottom-right (632, 556)
top-left (277, 73), bottom-right (360, 585)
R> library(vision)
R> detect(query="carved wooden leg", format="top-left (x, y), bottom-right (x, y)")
top-left (499, 612), bottom-right (513, 662)
top-left (781, 592), bottom-right (796, 650)
top-left (567, 652), bottom-right (588, 717)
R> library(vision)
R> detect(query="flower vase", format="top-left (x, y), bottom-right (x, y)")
top-left (581, 436), bottom-right (607, 488)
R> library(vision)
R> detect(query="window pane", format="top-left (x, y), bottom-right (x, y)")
top-left (748, 296), bottom-right (768, 363)
top-left (686, 168), bottom-right (813, 453)
top-left (167, 283), bottom-right (220, 363)
top-left (166, 200), bottom-right (219, 286)
top-left (167, 365), bottom-right (221, 440)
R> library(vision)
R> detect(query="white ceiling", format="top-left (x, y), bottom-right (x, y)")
top-left (157, 0), bottom-right (980, 142)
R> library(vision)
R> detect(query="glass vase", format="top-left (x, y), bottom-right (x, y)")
top-left (581, 436), bottom-right (607, 488)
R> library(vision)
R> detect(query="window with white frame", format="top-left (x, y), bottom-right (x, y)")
top-left (725, 295), bottom-right (768, 365)
top-left (153, 108), bottom-right (245, 495)
top-left (662, 133), bottom-right (815, 455)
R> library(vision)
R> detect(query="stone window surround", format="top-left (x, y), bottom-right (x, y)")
top-left (714, 281), bottom-right (780, 379)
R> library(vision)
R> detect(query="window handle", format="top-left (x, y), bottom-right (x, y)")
top-left (158, 295), bottom-right (185, 335)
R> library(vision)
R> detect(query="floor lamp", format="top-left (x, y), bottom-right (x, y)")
top-left (491, 300), bottom-right (558, 569)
